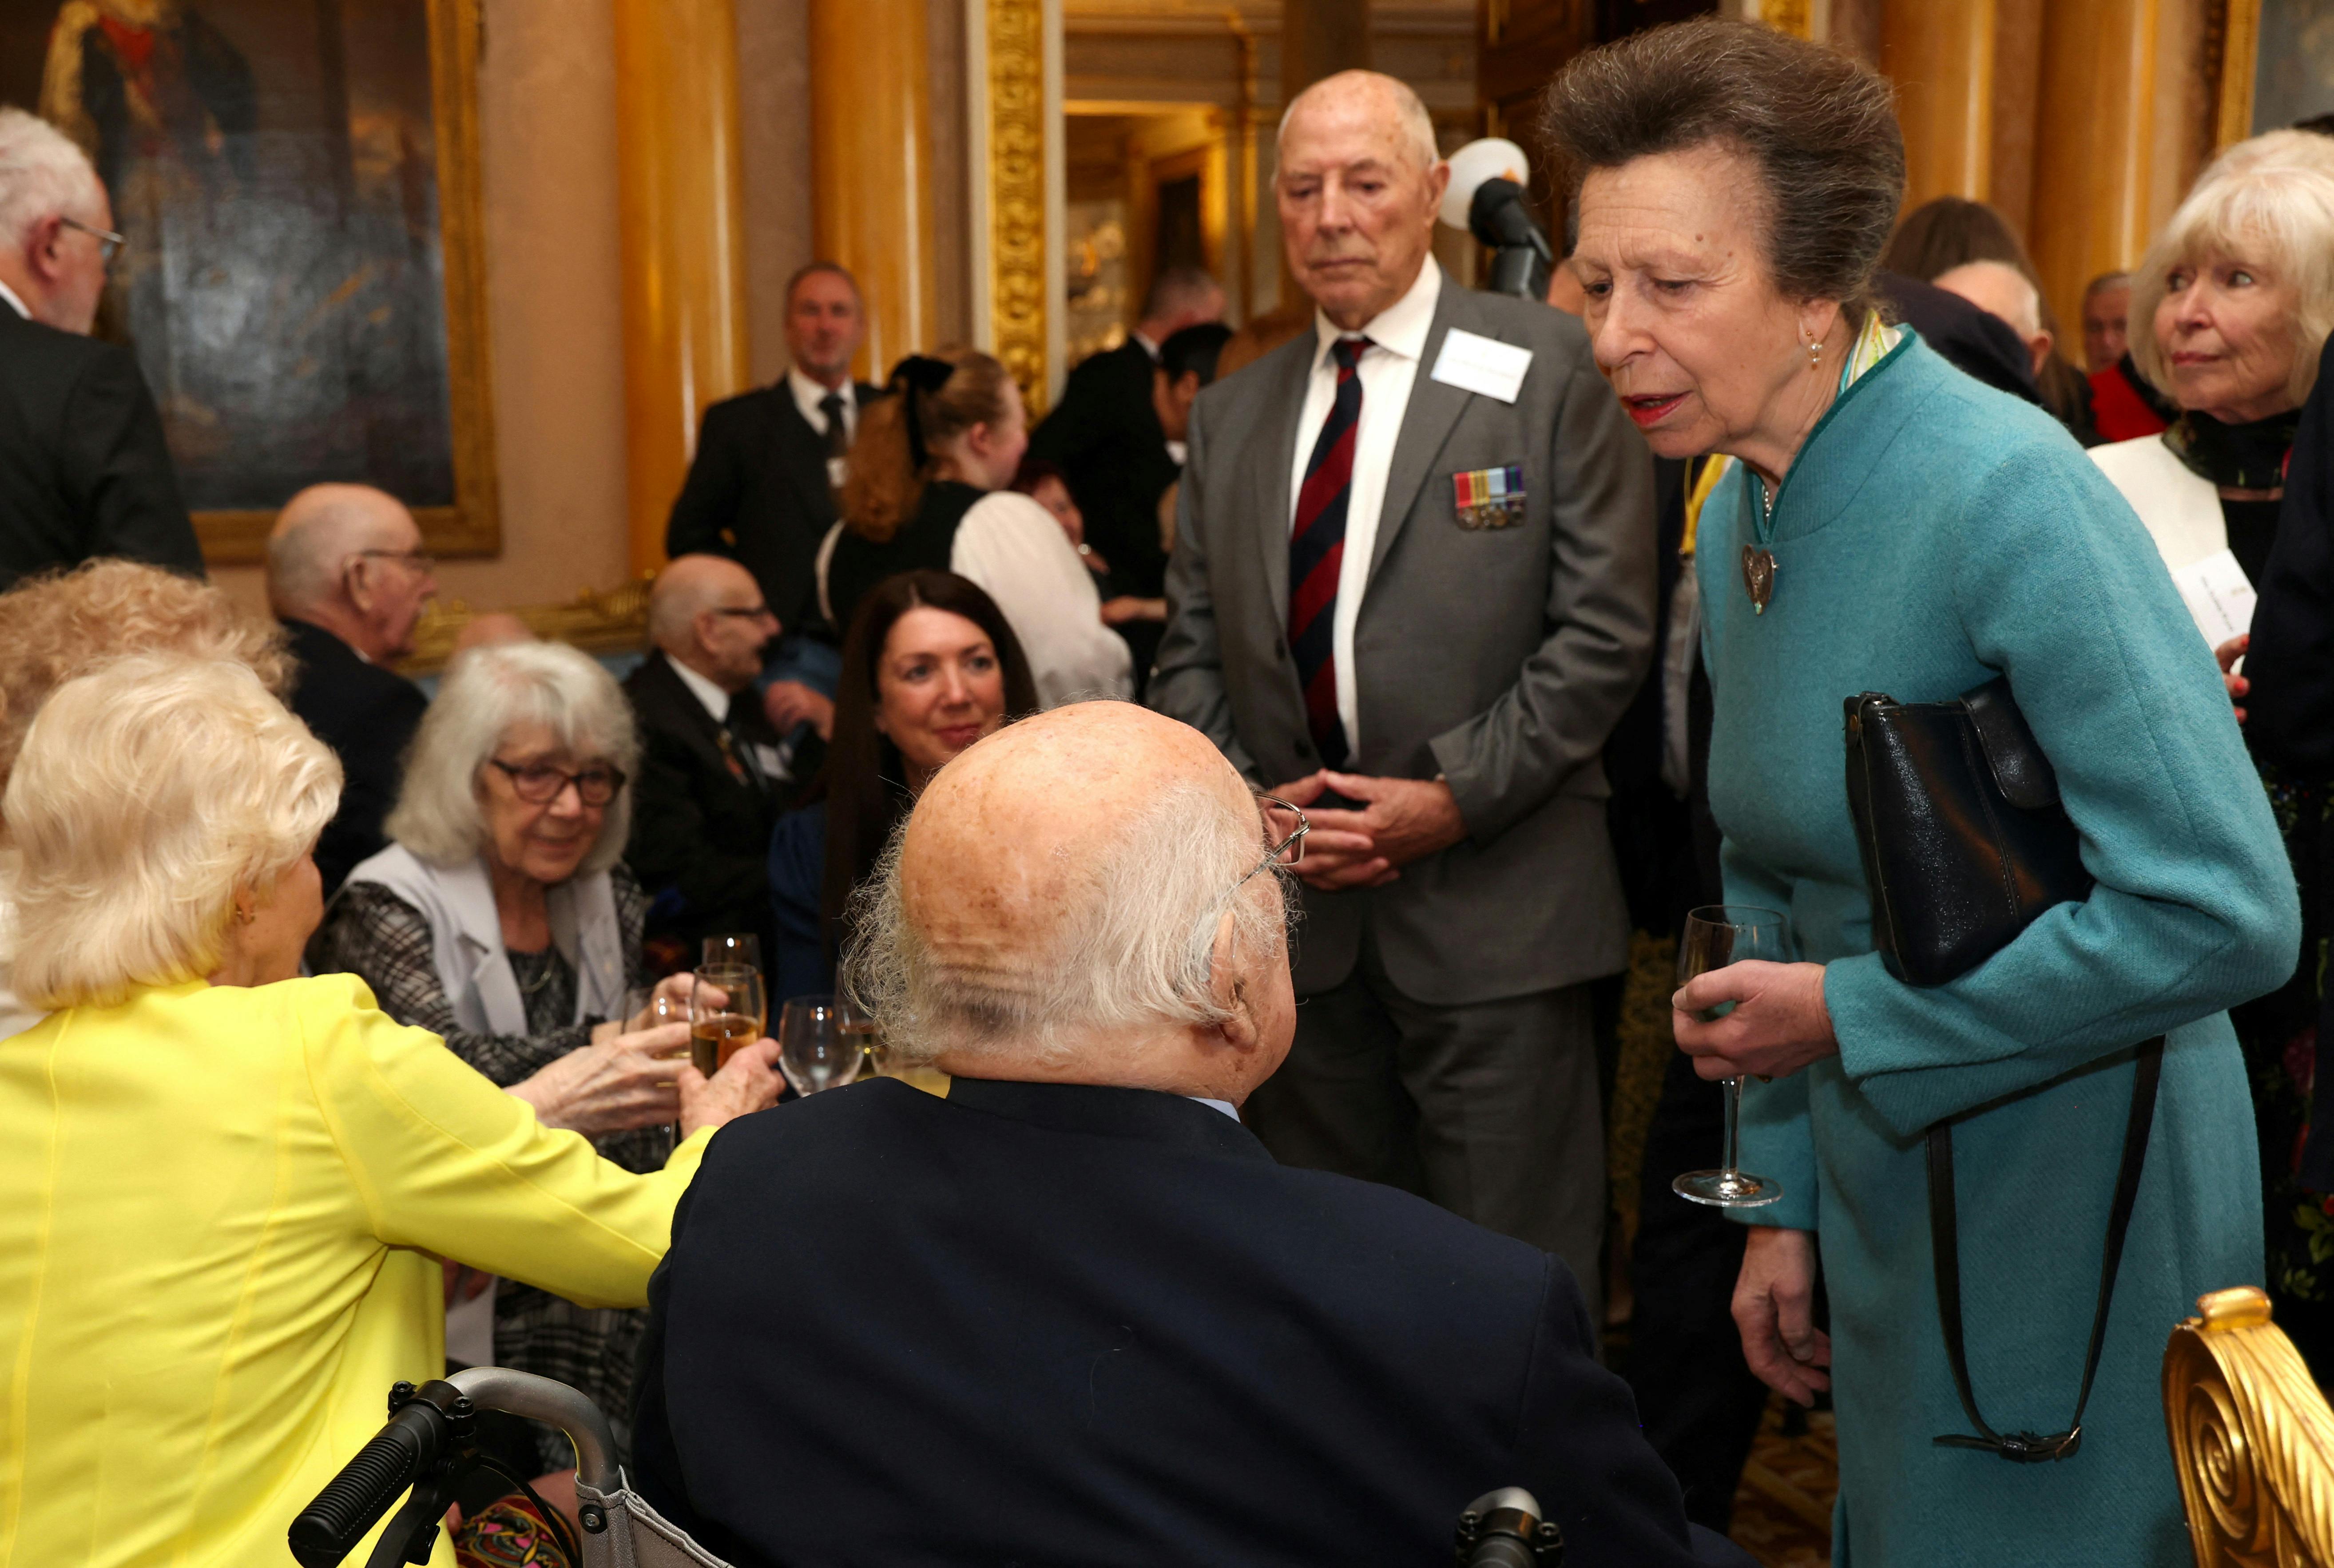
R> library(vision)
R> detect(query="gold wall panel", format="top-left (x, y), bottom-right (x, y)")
top-left (614, 0), bottom-right (753, 577)
top-left (1882, 0), bottom-right (1997, 207)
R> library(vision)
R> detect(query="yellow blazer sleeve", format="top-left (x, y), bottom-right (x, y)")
top-left (298, 974), bottom-right (709, 1310)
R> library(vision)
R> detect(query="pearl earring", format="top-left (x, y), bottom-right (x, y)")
top-left (1807, 340), bottom-right (1822, 370)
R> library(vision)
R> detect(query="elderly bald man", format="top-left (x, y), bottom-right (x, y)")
top-left (623, 554), bottom-right (822, 967)
top-left (1151, 70), bottom-right (1655, 1290)
top-left (1934, 259), bottom-right (2054, 380)
top-left (267, 483), bottom-right (437, 895)
top-left (631, 702), bottom-right (1745, 1568)
top-left (0, 108), bottom-right (200, 590)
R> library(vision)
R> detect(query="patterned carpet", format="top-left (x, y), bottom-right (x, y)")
top-left (1729, 1397), bottom-right (1838, 1567)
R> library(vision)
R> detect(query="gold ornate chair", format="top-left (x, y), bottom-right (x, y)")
top-left (2166, 1285), bottom-right (2334, 1567)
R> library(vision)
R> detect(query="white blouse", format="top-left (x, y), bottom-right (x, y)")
top-left (946, 491), bottom-right (1134, 709)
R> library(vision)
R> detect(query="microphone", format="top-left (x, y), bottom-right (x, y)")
top-left (1439, 139), bottom-right (1556, 303)
top-left (1452, 1486), bottom-right (1564, 1566)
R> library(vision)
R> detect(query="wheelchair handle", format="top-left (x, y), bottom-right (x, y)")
top-left (445, 1364), bottom-right (622, 1491)
top-left (287, 1381), bottom-right (464, 1568)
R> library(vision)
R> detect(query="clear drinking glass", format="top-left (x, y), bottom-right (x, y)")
top-left (702, 934), bottom-right (762, 971)
top-left (1672, 904), bottom-right (1787, 1209)
top-left (690, 964), bottom-right (766, 1078)
top-left (777, 994), bottom-right (865, 1096)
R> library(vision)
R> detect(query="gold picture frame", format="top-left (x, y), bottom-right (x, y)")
top-left (183, 0), bottom-right (499, 565)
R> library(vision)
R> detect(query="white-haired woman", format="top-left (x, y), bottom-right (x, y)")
top-left (2092, 157), bottom-right (2334, 591)
top-left (311, 639), bottom-right (708, 1472)
top-left (2092, 148), bottom-right (2334, 1378)
top-left (0, 656), bottom-right (777, 1568)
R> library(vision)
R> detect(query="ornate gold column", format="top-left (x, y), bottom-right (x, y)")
top-left (968, 0), bottom-right (1049, 413)
top-left (812, 0), bottom-right (940, 383)
top-left (613, 0), bottom-right (752, 577)
top-left (1881, 0), bottom-right (1997, 206)
top-left (2027, 0), bottom-right (2211, 338)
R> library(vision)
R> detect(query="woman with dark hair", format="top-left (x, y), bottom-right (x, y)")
top-left (767, 570), bottom-right (1040, 1000)
top-left (1546, 19), bottom-right (2294, 1563)
top-left (822, 349), bottom-right (1130, 708)
top-left (1881, 194), bottom-right (2100, 442)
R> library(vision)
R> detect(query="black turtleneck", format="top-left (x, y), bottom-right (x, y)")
top-left (2164, 408), bottom-right (2300, 583)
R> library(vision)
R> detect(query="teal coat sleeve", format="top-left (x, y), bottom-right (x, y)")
top-left (1822, 438), bottom-right (2301, 1137)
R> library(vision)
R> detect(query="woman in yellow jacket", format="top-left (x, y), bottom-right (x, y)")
top-left (0, 655), bottom-right (782, 1568)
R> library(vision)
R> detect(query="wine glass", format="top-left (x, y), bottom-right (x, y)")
top-left (834, 993), bottom-right (881, 1077)
top-left (1672, 904), bottom-right (1787, 1209)
top-left (702, 934), bottom-right (762, 971)
top-left (690, 964), bottom-right (766, 1078)
top-left (778, 994), bottom-right (865, 1096)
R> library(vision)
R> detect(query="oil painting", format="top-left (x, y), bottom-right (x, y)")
top-left (0, 0), bottom-right (495, 559)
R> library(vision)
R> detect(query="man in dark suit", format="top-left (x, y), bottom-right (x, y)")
top-left (666, 261), bottom-right (881, 741)
top-left (265, 484), bottom-right (436, 897)
top-left (1027, 265), bottom-right (1224, 603)
top-left (623, 554), bottom-right (821, 968)
top-left (0, 108), bottom-right (201, 591)
top-left (632, 701), bottom-right (1746, 1568)
top-left (1150, 71), bottom-right (1655, 1299)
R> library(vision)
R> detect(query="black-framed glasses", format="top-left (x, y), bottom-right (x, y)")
top-left (710, 604), bottom-right (778, 623)
top-left (59, 214), bottom-right (124, 263)
top-left (1238, 795), bottom-right (1308, 887)
top-left (488, 758), bottom-right (627, 806)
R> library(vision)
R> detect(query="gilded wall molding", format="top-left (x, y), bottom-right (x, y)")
top-left (983, 0), bottom-right (1051, 415)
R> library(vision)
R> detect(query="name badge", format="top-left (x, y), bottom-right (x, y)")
top-left (1430, 328), bottom-right (1533, 404)
top-left (752, 742), bottom-right (792, 782)
top-left (1453, 465), bottom-right (1527, 530)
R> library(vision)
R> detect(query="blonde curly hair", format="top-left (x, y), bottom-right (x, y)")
top-left (0, 561), bottom-right (291, 797)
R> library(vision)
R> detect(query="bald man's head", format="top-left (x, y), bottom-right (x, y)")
top-left (1934, 260), bottom-right (2052, 375)
top-left (266, 484), bottom-right (436, 661)
top-left (1274, 71), bottom-right (1448, 329)
top-left (848, 702), bottom-right (1294, 1097)
top-left (650, 554), bottom-right (776, 691)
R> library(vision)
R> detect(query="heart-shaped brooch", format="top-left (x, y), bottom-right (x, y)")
top-left (1741, 545), bottom-right (1777, 614)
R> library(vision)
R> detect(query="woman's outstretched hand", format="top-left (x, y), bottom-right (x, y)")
top-left (1672, 959), bottom-right (1838, 1080)
top-left (1735, 1227), bottom-right (1830, 1406)
top-left (679, 1037), bottom-right (784, 1136)
top-left (508, 1023), bottom-right (691, 1133)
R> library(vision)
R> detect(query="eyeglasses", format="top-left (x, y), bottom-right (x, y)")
top-left (1238, 795), bottom-right (1309, 887)
top-left (711, 604), bottom-right (778, 623)
top-left (488, 758), bottom-right (627, 806)
top-left (352, 547), bottom-right (436, 573)
top-left (59, 214), bottom-right (124, 263)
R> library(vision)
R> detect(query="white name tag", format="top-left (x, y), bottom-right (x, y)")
top-left (1430, 328), bottom-right (1533, 404)
top-left (753, 742), bottom-right (792, 781)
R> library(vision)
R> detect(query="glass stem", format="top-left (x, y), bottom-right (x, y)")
top-left (1722, 1076), bottom-right (1744, 1176)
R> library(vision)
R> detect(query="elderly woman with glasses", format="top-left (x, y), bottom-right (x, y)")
top-left (312, 638), bottom-right (726, 1475)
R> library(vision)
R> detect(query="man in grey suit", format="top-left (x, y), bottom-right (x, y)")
top-left (1150, 70), bottom-right (1654, 1296)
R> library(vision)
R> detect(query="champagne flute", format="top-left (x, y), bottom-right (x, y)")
top-left (702, 934), bottom-right (761, 971)
top-left (778, 995), bottom-right (865, 1096)
top-left (691, 964), bottom-right (766, 1078)
top-left (1672, 904), bottom-right (1787, 1209)
top-left (835, 992), bottom-right (881, 1077)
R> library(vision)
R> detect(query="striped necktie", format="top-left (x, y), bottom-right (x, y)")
top-left (1290, 336), bottom-right (1367, 771)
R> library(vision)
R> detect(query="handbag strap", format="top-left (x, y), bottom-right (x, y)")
top-left (1926, 1037), bottom-right (2164, 1462)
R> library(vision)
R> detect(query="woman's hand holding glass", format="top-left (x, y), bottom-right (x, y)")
top-left (1671, 959), bottom-right (1839, 1081)
top-left (508, 1022), bottom-right (693, 1134)
top-left (677, 1037), bottom-right (784, 1134)
top-left (592, 970), bottom-right (699, 1043)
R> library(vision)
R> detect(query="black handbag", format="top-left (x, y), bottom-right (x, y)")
top-left (1842, 677), bottom-right (2162, 1463)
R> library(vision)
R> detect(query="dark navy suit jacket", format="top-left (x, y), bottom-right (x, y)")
top-left (633, 1076), bottom-right (1746, 1567)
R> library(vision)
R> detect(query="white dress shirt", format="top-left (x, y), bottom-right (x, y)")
top-left (669, 652), bottom-right (735, 725)
top-left (789, 367), bottom-right (859, 488)
top-left (948, 490), bottom-right (1135, 708)
top-left (0, 279), bottom-right (29, 320)
top-left (1285, 259), bottom-right (1443, 756)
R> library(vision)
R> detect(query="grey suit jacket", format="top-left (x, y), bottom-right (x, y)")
top-left (1151, 281), bottom-right (1655, 1003)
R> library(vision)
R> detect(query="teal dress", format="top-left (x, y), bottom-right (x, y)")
top-left (1700, 332), bottom-right (2300, 1565)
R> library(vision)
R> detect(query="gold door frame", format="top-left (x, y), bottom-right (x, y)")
top-left (969, 0), bottom-right (1062, 415)
top-left (198, 0), bottom-right (498, 565)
